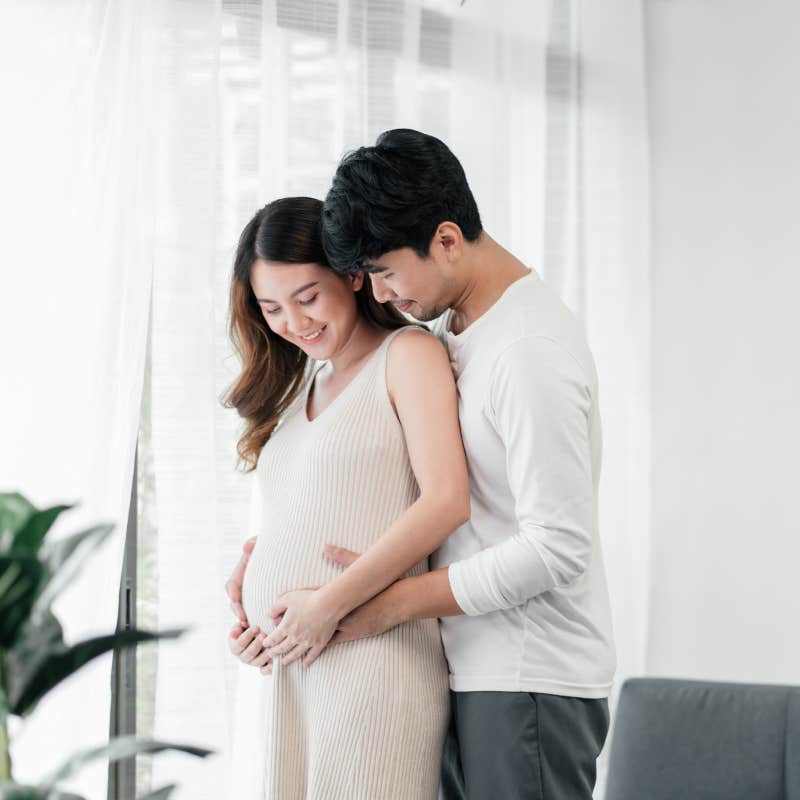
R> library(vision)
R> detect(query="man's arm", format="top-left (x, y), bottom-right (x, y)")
top-left (447, 335), bottom-right (595, 616)
top-left (328, 334), bottom-right (596, 640)
top-left (323, 545), bottom-right (462, 645)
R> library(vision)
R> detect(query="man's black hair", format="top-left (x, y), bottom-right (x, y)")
top-left (321, 128), bottom-right (483, 275)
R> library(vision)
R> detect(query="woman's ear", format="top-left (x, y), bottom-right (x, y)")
top-left (349, 272), bottom-right (365, 292)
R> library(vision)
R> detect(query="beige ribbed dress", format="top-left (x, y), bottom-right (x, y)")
top-left (240, 326), bottom-right (450, 800)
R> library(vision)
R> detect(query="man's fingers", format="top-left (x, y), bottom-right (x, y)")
top-left (229, 600), bottom-right (248, 627)
top-left (329, 628), bottom-right (357, 647)
top-left (225, 577), bottom-right (241, 604)
top-left (225, 537), bottom-right (257, 603)
top-left (322, 544), bottom-right (361, 567)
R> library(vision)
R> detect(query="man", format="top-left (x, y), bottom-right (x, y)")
top-left (227, 129), bottom-right (615, 799)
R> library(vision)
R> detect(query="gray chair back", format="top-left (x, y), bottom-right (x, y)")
top-left (605, 677), bottom-right (800, 800)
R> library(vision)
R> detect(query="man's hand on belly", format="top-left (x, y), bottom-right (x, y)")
top-left (225, 536), bottom-right (257, 626)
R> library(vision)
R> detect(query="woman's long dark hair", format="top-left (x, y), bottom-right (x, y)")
top-left (222, 196), bottom-right (411, 472)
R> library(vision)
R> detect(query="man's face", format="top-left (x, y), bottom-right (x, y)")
top-left (365, 247), bottom-right (451, 322)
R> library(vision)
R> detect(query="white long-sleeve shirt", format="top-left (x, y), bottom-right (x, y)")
top-left (431, 269), bottom-right (616, 697)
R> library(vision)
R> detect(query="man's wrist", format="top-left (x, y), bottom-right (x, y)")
top-left (380, 577), bottom-right (414, 626)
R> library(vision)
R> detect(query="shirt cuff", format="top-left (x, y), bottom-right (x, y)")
top-left (447, 561), bottom-right (483, 616)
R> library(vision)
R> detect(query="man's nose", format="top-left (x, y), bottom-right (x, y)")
top-left (369, 273), bottom-right (396, 303)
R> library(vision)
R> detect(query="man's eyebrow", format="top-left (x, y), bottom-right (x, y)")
top-left (256, 281), bottom-right (319, 303)
top-left (362, 263), bottom-right (387, 274)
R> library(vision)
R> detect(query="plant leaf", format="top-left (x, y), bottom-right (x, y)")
top-left (0, 493), bottom-right (36, 552)
top-left (4, 610), bottom-right (64, 717)
top-left (31, 524), bottom-right (115, 620)
top-left (11, 505), bottom-right (74, 557)
top-left (40, 736), bottom-right (212, 790)
top-left (8, 628), bottom-right (186, 716)
top-left (0, 556), bottom-right (45, 647)
top-left (0, 783), bottom-right (42, 799)
top-left (0, 782), bottom-right (86, 800)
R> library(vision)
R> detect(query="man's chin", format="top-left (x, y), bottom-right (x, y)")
top-left (408, 306), bottom-right (443, 323)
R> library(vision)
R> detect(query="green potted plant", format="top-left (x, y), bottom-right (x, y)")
top-left (0, 492), bottom-right (212, 799)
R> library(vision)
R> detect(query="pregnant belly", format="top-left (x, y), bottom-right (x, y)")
top-left (240, 528), bottom-right (341, 630)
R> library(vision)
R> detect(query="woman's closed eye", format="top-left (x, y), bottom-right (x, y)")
top-left (264, 294), bottom-right (318, 315)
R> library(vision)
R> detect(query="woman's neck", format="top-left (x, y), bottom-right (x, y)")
top-left (327, 317), bottom-right (386, 374)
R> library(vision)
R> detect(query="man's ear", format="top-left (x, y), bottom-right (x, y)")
top-left (349, 272), bottom-right (365, 291)
top-left (436, 221), bottom-right (463, 262)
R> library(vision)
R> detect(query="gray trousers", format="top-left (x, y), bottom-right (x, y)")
top-left (439, 690), bottom-right (610, 800)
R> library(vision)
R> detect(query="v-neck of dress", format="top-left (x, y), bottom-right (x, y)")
top-left (303, 335), bottom-right (388, 424)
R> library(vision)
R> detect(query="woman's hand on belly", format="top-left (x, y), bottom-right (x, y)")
top-left (228, 623), bottom-right (273, 674)
top-left (263, 588), bottom-right (339, 668)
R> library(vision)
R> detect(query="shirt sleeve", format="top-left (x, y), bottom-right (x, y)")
top-left (447, 335), bottom-right (596, 616)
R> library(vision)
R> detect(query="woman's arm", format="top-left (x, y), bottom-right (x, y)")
top-left (263, 328), bottom-right (470, 666)
top-left (318, 328), bottom-right (469, 615)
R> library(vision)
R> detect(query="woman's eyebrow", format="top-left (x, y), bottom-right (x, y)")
top-left (256, 281), bottom-right (319, 303)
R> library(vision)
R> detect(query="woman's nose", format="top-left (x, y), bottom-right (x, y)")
top-left (285, 306), bottom-right (312, 334)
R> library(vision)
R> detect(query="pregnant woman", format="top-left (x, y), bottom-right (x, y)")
top-left (224, 196), bottom-right (469, 799)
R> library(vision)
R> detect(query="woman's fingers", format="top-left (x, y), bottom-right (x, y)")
top-left (268, 599), bottom-right (289, 619)
top-left (241, 633), bottom-right (266, 663)
top-left (260, 662), bottom-right (273, 675)
top-left (262, 622), bottom-right (288, 649)
top-left (233, 626), bottom-right (263, 663)
top-left (250, 647), bottom-right (272, 667)
top-left (229, 625), bottom-right (259, 656)
top-left (268, 635), bottom-right (298, 657)
top-left (302, 644), bottom-right (324, 669)
top-left (279, 643), bottom-right (308, 667)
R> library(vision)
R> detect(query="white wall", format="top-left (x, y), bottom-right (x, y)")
top-left (645, 0), bottom-right (800, 683)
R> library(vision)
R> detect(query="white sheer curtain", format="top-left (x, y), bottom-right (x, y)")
top-left (541, 1), bottom-right (651, 793)
top-left (141, 3), bottom-right (650, 799)
top-left (139, 3), bottom-right (552, 797)
top-left (0, 1), bottom-right (159, 797)
top-left (1, 0), bottom-right (649, 797)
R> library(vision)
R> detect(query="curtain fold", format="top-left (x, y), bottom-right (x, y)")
top-left (0, 1), bottom-right (159, 797)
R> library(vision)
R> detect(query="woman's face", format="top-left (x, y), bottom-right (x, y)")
top-left (249, 259), bottom-right (364, 360)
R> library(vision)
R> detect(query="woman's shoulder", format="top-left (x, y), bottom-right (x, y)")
top-left (385, 323), bottom-right (439, 348)
top-left (385, 325), bottom-right (452, 383)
